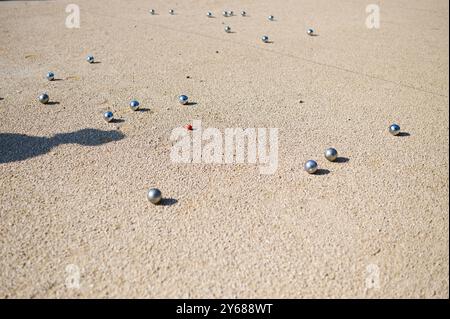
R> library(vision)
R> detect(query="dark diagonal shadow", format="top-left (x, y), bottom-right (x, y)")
top-left (0, 128), bottom-right (125, 164)
top-left (334, 157), bottom-right (350, 163)
top-left (397, 132), bottom-right (410, 137)
top-left (315, 169), bottom-right (331, 175)
top-left (159, 198), bottom-right (178, 206)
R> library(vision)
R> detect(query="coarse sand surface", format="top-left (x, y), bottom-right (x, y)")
top-left (0, 0), bottom-right (448, 298)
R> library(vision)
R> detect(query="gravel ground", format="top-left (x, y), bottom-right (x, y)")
top-left (0, 0), bottom-right (448, 298)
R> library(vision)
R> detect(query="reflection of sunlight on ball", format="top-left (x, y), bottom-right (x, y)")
top-left (86, 55), bottom-right (95, 63)
top-left (147, 188), bottom-right (162, 204)
top-left (179, 95), bottom-right (189, 105)
top-left (389, 124), bottom-right (401, 136)
top-left (325, 148), bottom-right (338, 162)
top-left (46, 72), bottom-right (55, 81)
top-left (38, 93), bottom-right (49, 104)
top-left (103, 111), bottom-right (114, 122)
top-left (304, 160), bottom-right (318, 174)
top-left (129, 100), bottom-right (140, 111)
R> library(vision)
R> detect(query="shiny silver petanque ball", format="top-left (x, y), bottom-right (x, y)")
top-left (86, 55), bottom-right (95, 63)
top-left (103, 111), bottom-right (114, 122)
top-left (46, 72), bottom-right (55, 81)
top-left (207, 11), bottom-right (213, 18)
top-left (307, 28), bottom-right (315, 36)
top-left (228, 11), bottom-right (233, 16)
top-left (129, 100), bottom-right (140, 111)
top-left (304, 160), bottom-right (318, 174)
top-left (225, 26), bottom-right (231, 33)
top-left (178, 95), bottom-right (189, 105)
top-left (147, 188), bottom-right (162, 204)
top-left (241, 11), bottom-right (246, 17)
top-left (149, 9), bottom-right (155, 15)
top-left (261, 35), bottom-right (269, 43)
top-left (268, 15), bottom-right (274, 21)
top-left (325, 148), bottom-right (338, 162)
top-left (38, 93), bottom-right (49, 104)
top-left (389, 124), bottom-right (401, 136)
top-left (222, 11), bottom-right (228, 17)
top-left (169, 9), bottom-right (174, 15)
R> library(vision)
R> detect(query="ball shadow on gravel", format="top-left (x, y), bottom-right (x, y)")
top-left (0, 128), bottom-right (125, 164)
top-left (159, 198), bottom-right (178, 206)
top-left (334, 157), bottom-right (350, 163)
top-left (315, 169), bottom-right (331, 175)
top-left (397, 132), bottom-right (410, 137)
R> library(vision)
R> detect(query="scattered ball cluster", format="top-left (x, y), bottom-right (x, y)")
top-left (304, 148), bottom-right (343, 174)
top-left (31, 7), bottom-right (406, 204)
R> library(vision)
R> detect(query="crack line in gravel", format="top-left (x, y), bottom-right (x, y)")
top-left (84, 11), bottom-right (449, 99)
